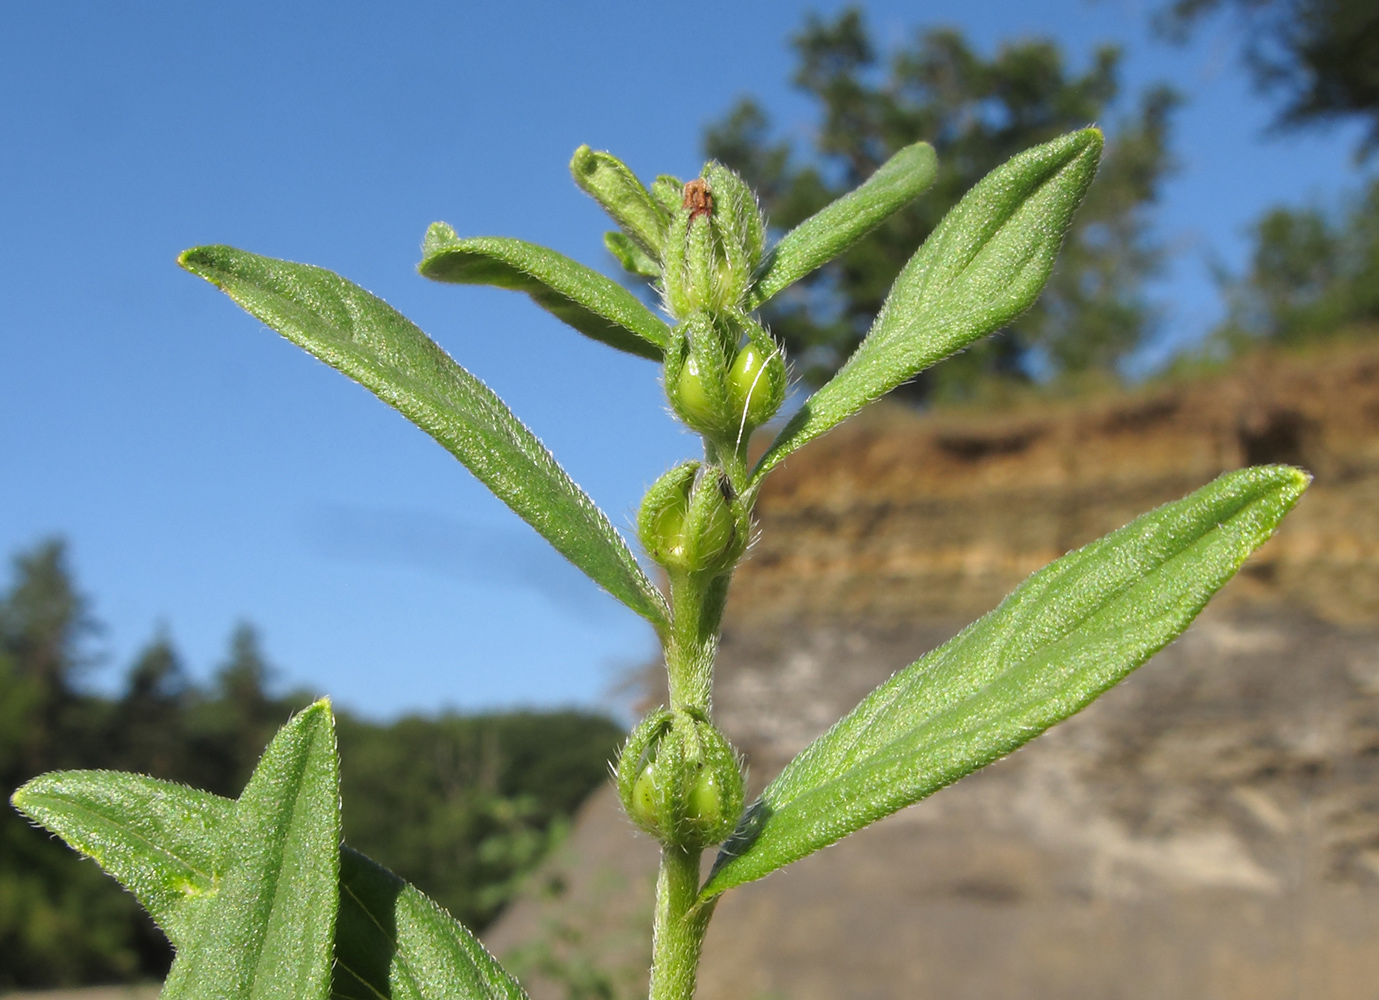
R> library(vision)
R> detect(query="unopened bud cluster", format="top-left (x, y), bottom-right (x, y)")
top-left (616, 708), bottom-right (744, 850)
top-left (571, 148), bottom-right (787, 448)
top-left (660, 166), bottom-right (784, 443)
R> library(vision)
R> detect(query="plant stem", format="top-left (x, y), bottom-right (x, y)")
top-left (704, 437), bottom-right (750, 497)
top-left (649, 845), bottom-right (715, 1000)
top-left (665, 570), bottom-right (713, 711)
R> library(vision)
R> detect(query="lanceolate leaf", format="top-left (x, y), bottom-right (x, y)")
top-left (748, 141), bottom-right (938, 309)
top-left (703, 465), bottom-right (1309, 898)
top-left (162, 699), bottom-right (340, 1000)
top-left (180, 245), bottom-right (668, 629)
top-left (419, 227), bottom-right (669, 360)
top-left (752, 129), bottom-right (1102, 487)
top-left (334, 847), bottom-right (529, 1000)
top-left (11, 772), bottom-right (232, 949)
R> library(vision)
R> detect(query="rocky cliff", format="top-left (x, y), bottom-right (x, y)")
top-left (486, 345), bottom-right (1379, 1000)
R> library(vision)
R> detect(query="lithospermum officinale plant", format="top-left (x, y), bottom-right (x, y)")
top-left (12, 130), bottom-right (1309, 1000)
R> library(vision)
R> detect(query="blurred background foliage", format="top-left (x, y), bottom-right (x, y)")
top-left (1207, 177), bottom-right (1379, 352)
top-left (0, 539), bottom-right (622, 989)
top-left (1158, 0), bottom-right (1379, 359)
top-left (1156, 0), bottom-right (1379, 159)
top-left (704, 7), bottom-right (1179, 401)
top-left (701, 3), bottom-right (1379, 399)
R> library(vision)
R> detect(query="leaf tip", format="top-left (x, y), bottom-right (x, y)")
top-left (418, 223), bottom-right (462, 278)
top-left (285, 697), bottom-right (336, 736)
top-left (1261, 463), bottom-right (1312, 507)
top-left (177, 246), bottom-right (226, 284)
top-left (421, 221), bottom-right (459, 261)
top-left (569, 144), bottom-right (597, 180)
top-left (1065, 128), bottom-right (1104, 174)
top-left (8, 772), bottom-right (53, 820)
top-left (903, 139), bottom-right (939, 175)
top-left (9, 782), bottom-right (32, 815)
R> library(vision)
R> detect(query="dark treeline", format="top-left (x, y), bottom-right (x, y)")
top-left (0, 539), bottom-right (623, 989)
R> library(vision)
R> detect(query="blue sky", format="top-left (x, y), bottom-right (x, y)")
top-left (1, 1), bottom-right (1371, 719)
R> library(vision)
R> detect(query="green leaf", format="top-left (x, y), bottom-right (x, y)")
top-left (604, 230), bottom-right (661, 279)
top-left (419, 226), bottom-right (669, 359)
top-left (752, 129), bottom-right (1102, 487)
top-left (161, 699), bottom-right (340, 1000)
top-left (570, 145), bottom-right (669, 258)
top-left (748, 141), bottom-right (938, 309)
top-left (11, 772), bottom-right (232, 949)
top-left (180, 245), bottom-right (668, 629)
top-left (703, 465), bottom-right (1309, 898)
top-left (334, 846), bottom-right (529, 1000)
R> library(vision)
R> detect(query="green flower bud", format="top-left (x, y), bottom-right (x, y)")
top-left (726, 318), bottom-right (786, 434)
top-left (617, 708), bottom-right (674, 831)
top-left (616, 709), bottom-right (744, 849)
top-left (663, 312), bottom-right (734, 437)
top-left (686, 766), bottom-right (728, 830)
top-left (684, 208), bottom-right (717, 315)
top-left (630, 759), bottom-right (661, 828)
top-left (638, 461), bottom-right (747, 574)
top-left (660, 166), bottom-right (766, 318)
top-left (704, 161), bottom-right (764, 298)
top-left (674, 355), bottom-right (717, 429)
top-left (638, 462), bottom-right (696, 567)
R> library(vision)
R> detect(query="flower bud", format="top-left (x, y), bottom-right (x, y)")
top-left (616, 709), bottom-right (744, 849)
top-left (726, 319), bottom-right (786, 434)
top-left (704, 162), bottom-right (764, 297)
top-left (638, 462), bottom-right (747, 574)
top-left (663, 312), bottom-right (734, 438)
top-left (660, 165), bottom-right (766, 318)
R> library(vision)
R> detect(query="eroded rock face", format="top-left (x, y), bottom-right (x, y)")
top-left (697, 607), bottom-right (1379, 1000)
top-left (731, 345), bottom-right (1379, 629)
top-left (485, 347), bottom-right (1379, 1000)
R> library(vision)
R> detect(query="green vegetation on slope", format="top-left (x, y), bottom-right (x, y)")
top-left (1211, 176), bottom-right (1379, 352)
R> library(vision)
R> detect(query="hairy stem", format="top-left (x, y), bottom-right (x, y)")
top-left (664, 570), bottom-right (715, 711)
top-left (649, 846), bottom-right (715, 1000)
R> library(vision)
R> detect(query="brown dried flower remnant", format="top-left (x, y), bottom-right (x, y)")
top-left (683, 178), bottom-right (713, 221)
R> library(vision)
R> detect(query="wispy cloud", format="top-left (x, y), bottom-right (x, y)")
top-left (298, 505), bottom-right (624, 619)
